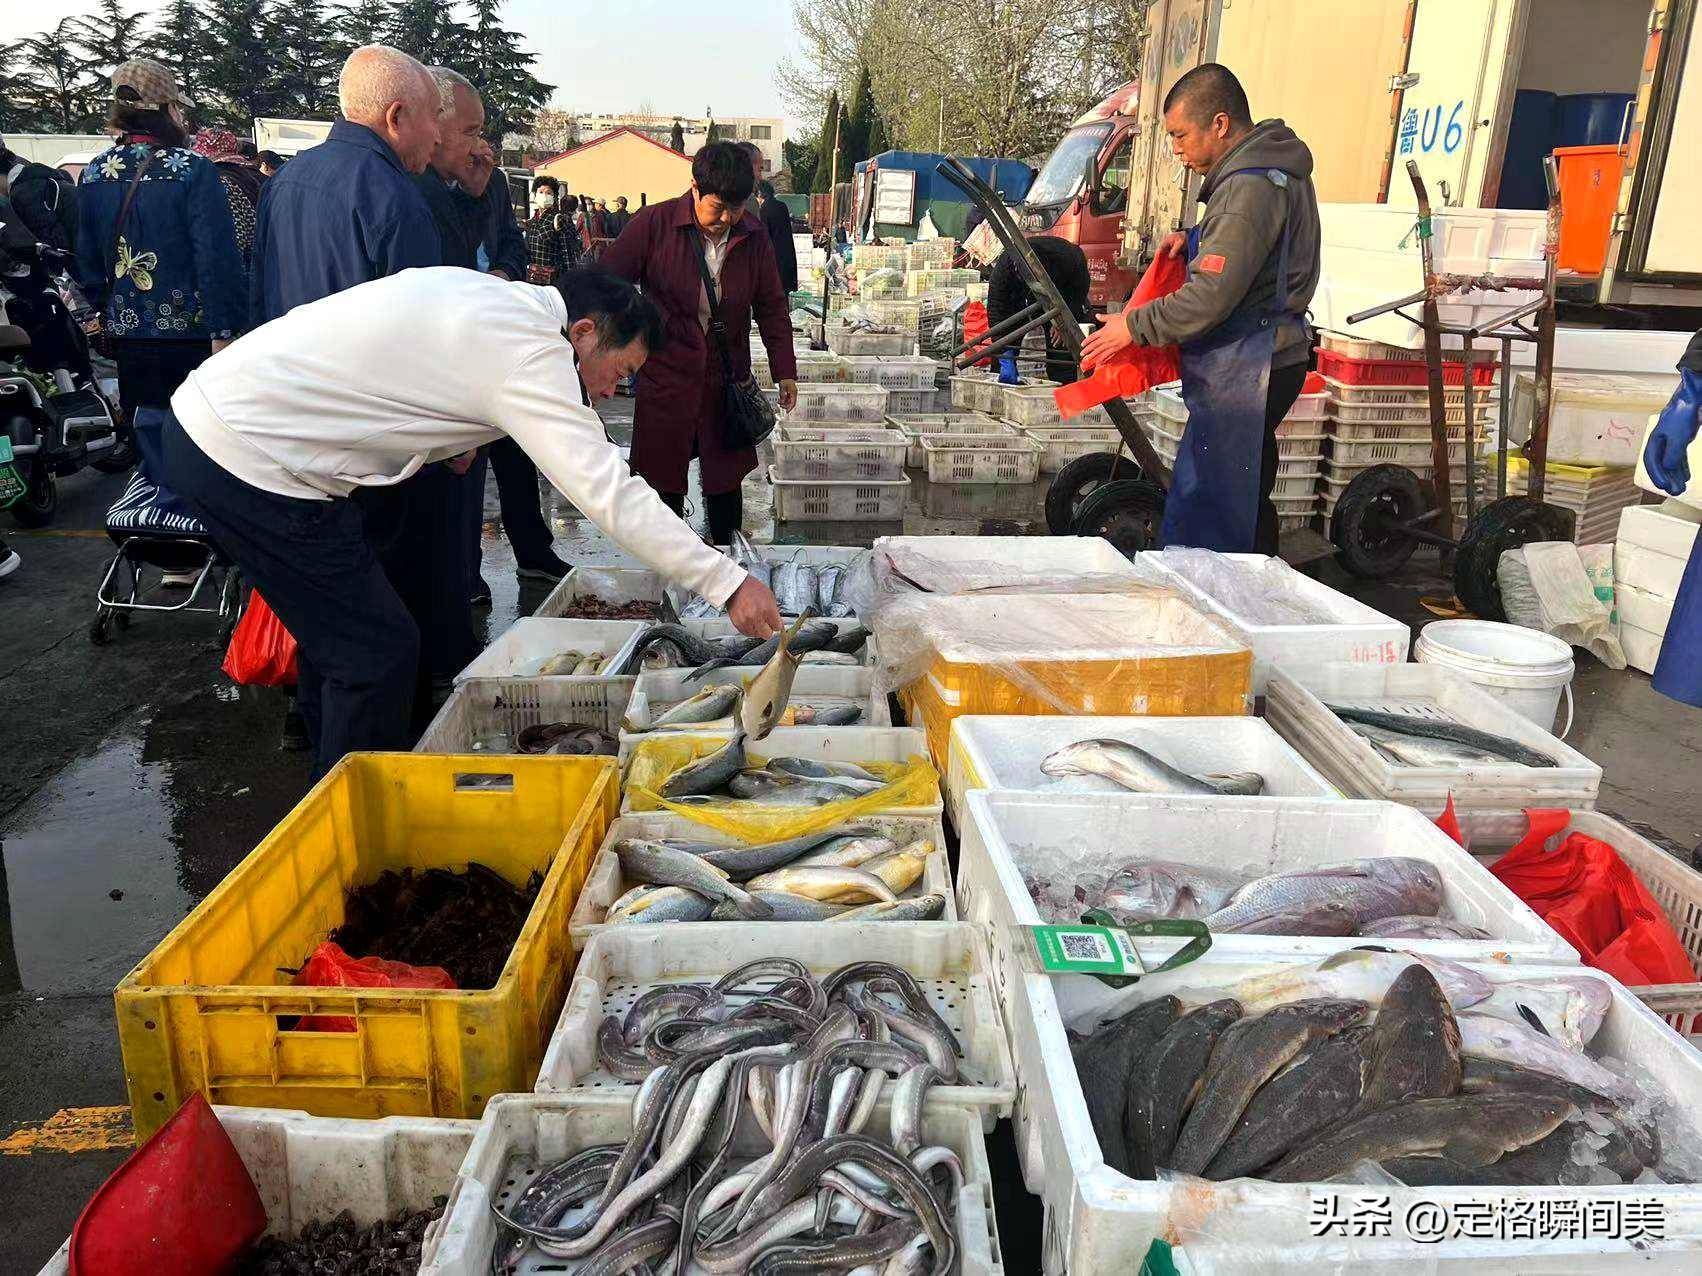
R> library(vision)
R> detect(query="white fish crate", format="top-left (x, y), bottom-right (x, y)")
top-left (567, 810), bottom-right (954, 949)
top-left (1277, 500), bottom-right (1318, 533)
top-left (774, 424), bottom-right (908, 482)
top-left (885, 387), bottom-right (940, 414)
top-left (873, 534), bottom-right (1144, 587)
top-left (1326, 376), bottom-right (1476, 408)
top-left (789, 382), bottom-right (890, 423)
top-left (617, 664), bottom-right (892, 760)
top-left (1268, 464), bottom-right (1321, 499)
top-left (768, 464), bottom-right (910, 521)
top-left (620, 723), bottom-right (940, 817)
top-left (792, 351), bottom-right (852, 383)
top-left (1327, 434), bottom-right (1478, 466)
top-left (1136, 552), bottom-right (1410, 692)
top-left (826, 326), bottom-right (913, 357)
top-left (852, 243), bottom-right (907, 270)
top-left (906, 238), bottom-right (958, 269)
top-left (416, 676), bottom-right (635, 754)
top-left (454, 617), bottom-right (647, 684)
top-left (889, 413), bottom-right (1009, 468)
top-left (839, 354), bottom-right (939, 389)
top-left (950, 372), bottom-right (1001, 413)
top-left (41, 1106), bottom-right (478, 1276)
top-left (998, 950), bottom-right (1702, 1275)
top-left (1265, 662), bottom-right (1602, 810)
top-left (1150, 382), bottom-right (1189, 426)
top-left (1328, 417), bottom-right (1473, 444)
top-left (1330, 398), bottom-right (1479, 426)
top-left (1286, 389), bottom-right (1330, 420)
top-left (943, 714), bottom-right (1338, 827)
top-left (420, 1092), bottom-right (1005, 1276)
top-left (1022, 427), bottom-right (1130, 474)
top-left (994, 381), bottom-right (1063, 428)
top-left (534, 565), bottom-right (662, 619)
top-left (534, 921), bottom-right (1014, 1116)
top-left (921, 433), bottom-right (1044, 485)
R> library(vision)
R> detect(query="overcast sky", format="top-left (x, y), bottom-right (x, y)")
top-left (0, 0), bottom-right (804, 125)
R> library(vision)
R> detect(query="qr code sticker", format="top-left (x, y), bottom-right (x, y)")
top-left (1060, 932), bottom-right (1112, 962)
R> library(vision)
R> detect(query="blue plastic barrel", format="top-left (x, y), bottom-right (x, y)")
top-left (1556, 93), bottom-right (1635, 147)
top-left (1497, 90), bottom-right (1557, 209)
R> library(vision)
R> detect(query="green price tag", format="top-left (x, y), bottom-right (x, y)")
top-left (0, 437), bottom-right (13, 463)
top-left (1028, 925), bottom-right (1147, 977)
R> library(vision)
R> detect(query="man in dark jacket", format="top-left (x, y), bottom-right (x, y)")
top-left (737, 142), bottom-right (797, 295)
top-left (1082, 62), bottom-right (1320, 555)
top-left (0, 136), bottom-right (77, 252)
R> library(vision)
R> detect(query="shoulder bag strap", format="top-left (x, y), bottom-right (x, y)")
top-left (109, 143), bottom-right (160, 278)
top-left (690, 230), bottom-right (738, 382)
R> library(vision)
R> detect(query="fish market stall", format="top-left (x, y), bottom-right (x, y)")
top-left (1266, 662), bottom-right (1601, 811)
top-left (568, 811), bottom-right (954, 947)
top-left (619, 664), bottom-right (890, 759)
top-left (943, 715), bottom-right (1336, 826)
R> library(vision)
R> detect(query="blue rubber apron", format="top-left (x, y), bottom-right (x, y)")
top-left (1653, 537), bottom-right (1702, 706)
top-left (1160, 168), bottom-right (1308, 552)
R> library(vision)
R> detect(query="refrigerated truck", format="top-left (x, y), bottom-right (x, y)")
top-left (1027, 0), bottom-right (1701, 311)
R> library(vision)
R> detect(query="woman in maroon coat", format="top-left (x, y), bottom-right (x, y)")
top-left (601, 142), bottom-right (798, 544)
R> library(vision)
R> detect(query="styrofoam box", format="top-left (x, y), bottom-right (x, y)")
top-left (1618, 581), bottom-right (1676, 676)
top-left (416, 676), bottom-right (636, 754)
top-left (534, 921), bottom-right (1014, 1115)
top-left (617, 663), bottom-right (891, 759)
top-left (1000, 948), bottom-right (1702, 1275)
top-left (769, 464), bottom-right (910, 521)
top-left (944, 714), bottom-right (1337, 824)
top-left (420, 1092), bottom-right (1004, 1276)
top-left (620, 723), bottom-right (940, 817)
top-left (1265, 662), bottom-right (1602, 810)
top-left (873, 534), bottom-right (1142, 590)
top-left (568, 810), bottom-right (953, 948)
top-left (1137, 552), bottom-right (1409, 692)
top-left (454, 617), bottom-right (646, 683)
top-left (41, 1106), bottom-right (477, 1276)
top-left (1616, 540), bottom-right (1689, 600)
top-left (1619, 502), bottom-right (1702, 560)
top-left (1508, 371), bottom-right (1677, 468)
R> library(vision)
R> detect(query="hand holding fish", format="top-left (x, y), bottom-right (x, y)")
top-left (727, 575), bottom-right (783, 639)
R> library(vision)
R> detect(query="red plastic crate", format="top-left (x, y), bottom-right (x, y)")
top-left (1318, 348), bottom-right (1498, 387)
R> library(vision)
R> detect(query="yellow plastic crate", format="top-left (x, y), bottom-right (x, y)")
top-left (115, 753), bottom-right (617, 1142)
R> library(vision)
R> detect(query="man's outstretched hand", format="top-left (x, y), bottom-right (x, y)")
top-left (727, 574), bottom-right (783, 639)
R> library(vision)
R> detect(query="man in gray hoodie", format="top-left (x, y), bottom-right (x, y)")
top-left (1083, 63), bottom-right (1320, 553)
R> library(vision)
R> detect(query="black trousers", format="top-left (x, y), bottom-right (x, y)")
top-left (1258, 362), bottom-right (1311, 555)
top-left (659, 488), bottom-right (742, 547)
top-left (162, 412), bottom-right (419, 778)
top-left (465, 438), bottom-right (558, 581)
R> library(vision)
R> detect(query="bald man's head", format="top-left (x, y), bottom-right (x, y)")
top-left (337, 45), bottom-right (439, 173)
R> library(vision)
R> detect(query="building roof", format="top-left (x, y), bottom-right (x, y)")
top-left (536, 126), bottom-right (690, 169)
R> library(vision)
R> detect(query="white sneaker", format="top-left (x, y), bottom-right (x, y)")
top-left (0, 547), bottom-right (19, 580)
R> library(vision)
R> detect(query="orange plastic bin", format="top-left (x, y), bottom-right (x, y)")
top-left (1553, 144), bottom-right (1624, 275)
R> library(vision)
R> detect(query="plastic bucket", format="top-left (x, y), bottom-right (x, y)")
top-left (1414, 620), bottom-right (1575, 736)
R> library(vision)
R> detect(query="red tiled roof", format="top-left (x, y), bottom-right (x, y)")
top-left (535, 126), bottom-right (691, 168)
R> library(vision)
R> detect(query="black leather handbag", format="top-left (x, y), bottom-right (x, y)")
top-left (692, 231), bottom-right (776, 450)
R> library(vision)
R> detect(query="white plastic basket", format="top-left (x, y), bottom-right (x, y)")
top-left (420, 1091), bottom-right (1004, 1276)
top-left (1327, 434), bottom-right (1476, 466)
top-left (621, 723), bottom-right (939, 816)
top-left (873, 355), bottom-right (941, 389)
top-left (1325, 375), bottom-right (1477, 407)
top-left (1267, 466), bottom-right (1321, 499)
top-left (1136, 552), bottom-right (1410, 691)
top-left (454, 617), bottom-right (646, 683)
top-left (997, 382), bottom-right (1065, 428)
top-left (533, 565), bottom-right (662, 619)
top-left (536, 922), bottom-right (1013, 1112)
top-left (921, 432), bottom-right (1044, 485)
top-left (950, 372), bottom-right (1001, 413)
top-left (1319, 332), bottom-right (1429, 360)
top-left (789, 382), bottom-right (890, 423)
top-left (1330, 398), bottom-right (1479, 426)
top-left (888, 413), bottom-right (1008, 468)
top-left (906, 238), bottom-right (957, 269)
top-left (1285, 389), bottom-right (1330, 420)
top-left (617, 663), bottom-right (890, 759)
top-left (769, 463), bottom-right (910, 521)
top-left (1265, 661), bottom-right (1602, 809)
top-left (999, 947), bottom-right (1702, 1274)
top-left (41, 1106), bottom-right (478, 1276)
top-left (774, 424), bottom-right (908, 481)
top-left (886, 387), bottom-right (939, 414)
top-left (568, 810), bottom-right (952, 948)
top-left (416, 676), bottom-right (634, 754)
top-left (944, 714), bottom-right (1336, 827)
top-left (826, 326), bottom-right (913, 357)
top-left (1328, 418), bottom-right (1473, 443)
top-left (1022, 426), bottom-right (1130, 473)
top-left (1149, 382), bottom-right (1188, 425)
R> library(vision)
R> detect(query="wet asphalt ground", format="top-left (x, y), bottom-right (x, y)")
top-left (2, 396), bottom-right (1701, 1270)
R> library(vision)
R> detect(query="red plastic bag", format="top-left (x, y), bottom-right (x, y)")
top-left (221, 589), bottom-right (299, 687)
top-left (1433, 794), bottom-right (1465, 847)
top-left (1490, 810), bottom-right (1696, 986)
top-left (1055, 252), bottom-right (1188, 420)
top-left (960, 300), bottom-right (991, 367)
top-left (291, 940), bottom-right (457, 1031)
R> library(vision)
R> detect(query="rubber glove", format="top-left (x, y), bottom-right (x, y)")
top-left (1644, 368), bottom-right (1702, 496)
top-left (997, 350), bottom-right (1020, 385)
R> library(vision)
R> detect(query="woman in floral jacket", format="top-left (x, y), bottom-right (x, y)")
top-left (74, 59), bottom-right (245, 501)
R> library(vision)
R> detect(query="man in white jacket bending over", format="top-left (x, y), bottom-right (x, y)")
top-left (165, 265), bottom-right (783, 776)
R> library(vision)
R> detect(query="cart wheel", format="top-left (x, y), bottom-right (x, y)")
top-left (1046, 451), bottom-right (1142, 534)
top-left (115, 609), bottom-right (131, 630)
top-left (1452, 496), bottom-right (1577, 621)
top-left (9, 460), bottom-right (57, 528)
top-left (89, 607), bottom-right (112, 645)
top-left (1331, 464), bottom-right (1431, 579)
top-left (1071, 478), bottom-right (1166, 555)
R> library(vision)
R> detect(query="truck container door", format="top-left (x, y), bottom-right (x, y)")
top-left (1603, 0), bottom-right (1702, 302)
top-left (1126, 0), bottom-right (1222, 261)
top-left (1384, 0), bottom-right (1521, 208)
top-left (1083, 128), bottom-right (1139, 307)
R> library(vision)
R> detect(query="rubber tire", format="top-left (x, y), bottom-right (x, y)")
top-left (9, 460), bottom-right (57, 528)
top-left (1071, 477), bottom-right (1167, 555)
top-left (89, 607), bottom-right (112, 645)
top-left (1453, 495), bottom-right (1577, 621)
top-left (1046, 451), bottom-right (1143, 534)
top-left (1331, 464), bottom-right (1430, 579)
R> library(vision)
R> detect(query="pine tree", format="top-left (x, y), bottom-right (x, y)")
top-left (151, 0), bottom-right (209, 108)
top-left (811, 90), bottom-right (843, 195)
top-left (67, 0), bottom-right (152, 82)
top-left (268, 0), bottom-right (340, 118)
top-left (15, 21), bottom-right (99, 133)
top-left (197, 0), bottom-right (279, 128)
top-left (843, 66), bottom-right (874, 164)
top-left (382, 0), bottom-right (466, 63)
top-left (459, 0), bottom-right (552, 138)
top-left (669, 120), bottom-right (685, 153)
top-left (783, 138), bottom-right (818, 194)
top-left (866, 109), bottom-right (888, 160)
top-left (335, 0), bottom-right (391, 51)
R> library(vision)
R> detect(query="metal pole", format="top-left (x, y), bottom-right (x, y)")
top-left (1407, 160), bottom-right (1454, 541)
top-left (1460, 334), bottom-right (1476, 523)
top-left (1525, 156), bottom-right (1563, 506)
top-left (819, 105), bottom-right (845, 349)
top-left (952, 302), bottom-right (1048, 365)
top-left (1497, 333), bottom-right (1512, 500)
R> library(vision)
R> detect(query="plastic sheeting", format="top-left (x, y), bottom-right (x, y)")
top-left (1150, 549), bottom-right (1341, 627)
top-left (1497, 541), bottom-right (1626, 668)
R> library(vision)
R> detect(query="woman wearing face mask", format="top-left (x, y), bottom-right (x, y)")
top-left (599, 142), bottom-right (796, 545)
top-left (524, 178), bottom-right (568, 284)
top-left (74, 60), bottom-right (245, 505)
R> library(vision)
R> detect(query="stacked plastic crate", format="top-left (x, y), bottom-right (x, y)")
top-left (770, 381), bottom-right (909, 520)
top-left (1317, 334), bottom-right (1496, 530)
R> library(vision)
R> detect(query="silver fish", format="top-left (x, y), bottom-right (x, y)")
top-left (616, 838), bottom-right (773, 919)
top-left (1039, 738), bottom-right (1264, 796)
top-left (829, 894), bottom-right (948, 922)
top-left (693, 826), bottom-right (872, 877)
top-left (741, 612), bottom-right (811, 741)
top-left (604, 885), bottom-right (716, 925)
top-left (816, 564), bottom-right (844, 612)
top-left (1469, 976), bottom-right (1612, 1053)
top-left (768, 756), bottom-right (882, 782)
top-left (708, 891), bottom-right (853, 921)
top-left (1357, 914), bottom-right (1492, 941)
top-left (1328, 704), bottom-right (1556, 767)
top-left (1456, 1013), bottom-right (1634, 1099)
top-left (792, 834), bottom-right (899, 867)
top-left (636, 682), bottom-right (742, 731)
top-left (1203, 857), bottom-right (1445, 936)
top-left (1348, 721), bottom-right (1517, 768)
top-left (656, 729), bottom-right (747, 798)
top-left (791, 704), bottom-right (863, 725)
top-left (744, 863), bottom-right (899, 903)
top-left (1098, 859), bottom-right (1248, 923)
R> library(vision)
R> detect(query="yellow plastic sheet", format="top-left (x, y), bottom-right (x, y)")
top-left (624, 734), bottom-right (940, 841)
